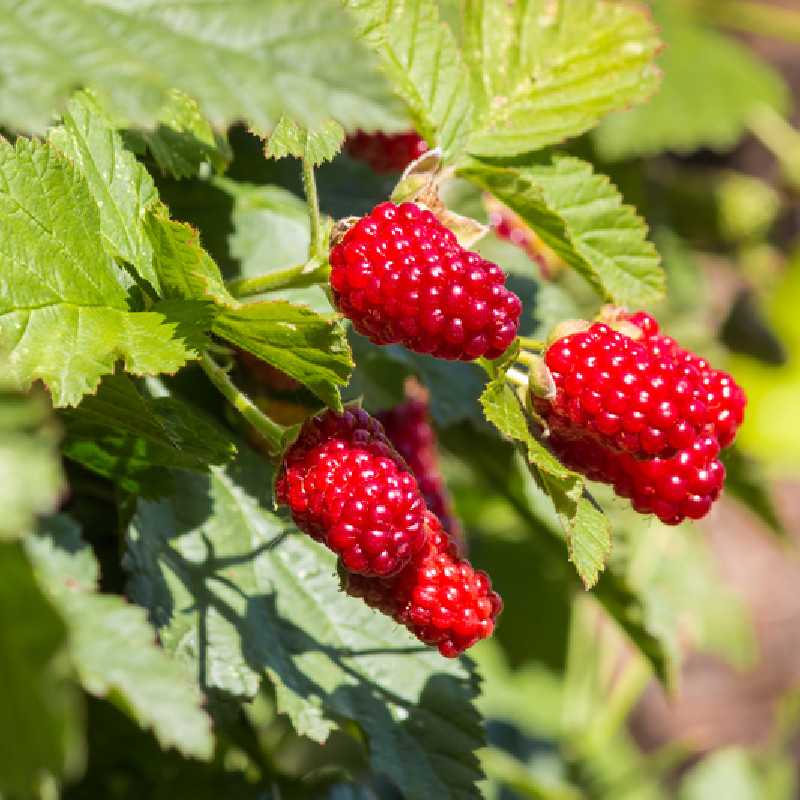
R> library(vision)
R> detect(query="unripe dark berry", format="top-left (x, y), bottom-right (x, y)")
top-left (377, 393), bottom-right (463, 545)
top-left (276, 408), bottom-right (427, 577)
top-left (345, 512), bottom-right (502, 657)
top-left (344, 130), bottom-right (428, 173)
top-left (624, 312), bottom-right (746, 448)
top-left (546, 418), bottom-right (725, 525)
top-left (330, 202), bottom-right (522, 361)
top-left (536, 322), bottom-right (728, 458)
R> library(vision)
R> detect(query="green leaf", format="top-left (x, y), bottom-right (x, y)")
top-left (463, 0), bottom-right (661, 157)
top-left (27, 516), bottom-right (214, 760)
top-left (0, 542), bottom-right (84, 796)
top-left (0, 385), bottom-right (64, 541)
top-left (48, 90), bottom-right (161, 292)
top-left (595, 2), bottom-right (789, 160)
top-left (461, 154), bottom-right (664, 306)
top-left (0, 138), bottom-right (203, 406)
top-left (213, 302), bottom-right (353, 411)
top-left (126, 448), bottom-right (485, 800)
top-left (129, 89), bottom-right (232, 179)
top-left (0, 0), bottom-right (405, 136)
top-left (61, 374), bottom-right (236, 496)
top-left (344, 0), bottom-right (473, 160)
top-left (265, 116), bottom-right (346, 167)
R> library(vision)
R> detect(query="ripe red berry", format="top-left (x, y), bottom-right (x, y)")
top-left (624, 312), bottom-right (746, 448)
top-left (344, 130), bottom-right (428, 173)
top-left (377, 392), bottom-right (463, 545)
top-left (330, 202), bottom-right (522, 361)
top-left (536, 322), bottom-right (726, 458)
top-left (276, 408), bottom-right (427, 577)
top-left (546, 419), bottom-right (726, 525)
top-left (345, 512), bottom-right (502, 657)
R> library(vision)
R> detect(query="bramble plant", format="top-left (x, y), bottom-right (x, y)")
top-left (1, 0), bottom-right (798, 798)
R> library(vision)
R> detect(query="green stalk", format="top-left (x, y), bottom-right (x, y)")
top-left (226, 260), bottom-right (331, 299)
top-left (704, 0), bottom-right (800, 44)
top-left (199, 351), bottom-right (286, 457)
top-left (302, 156), bottom-right (324, 259)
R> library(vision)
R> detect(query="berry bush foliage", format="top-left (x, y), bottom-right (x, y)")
top-left (0, 0), bottom-right (794, 797)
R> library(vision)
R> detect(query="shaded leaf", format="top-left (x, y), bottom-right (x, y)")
top-left (463, 0), bottom-right (661, 157)
top-left (0, 542), bottom-right (83, 796)
top-left (0, 139), bottom-right (202, 406)
top-left (126, 448), bottom-right (485, 800)
top-left (27, 516), bottom-right (214, 759)
top-left (461, 154), bottom-right (664, 306)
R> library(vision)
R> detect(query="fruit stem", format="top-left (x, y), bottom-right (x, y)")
top-left (302, 156), bottom-right (324, 259)
top-left (517, 336), bottom-right (546, 352)
top-left (199, 351), bottom-right (286, 458)
top-left (505, 367), bottom-right (529, 390)
top-left (702, 0), bottom-right (800, 44)
top-left (226, 259), bottom-right (331, 298)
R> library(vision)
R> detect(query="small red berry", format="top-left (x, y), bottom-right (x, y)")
top-left (276, 408), bottom-right (428, 577)
top-left (344, 130), bottom-right (429, 173)
top-left (330, 202), bottom-right (522, 361)
top-left (377, 390), bottom-right (463, 547)
top-left (344, 513), bottom-right (502, 656)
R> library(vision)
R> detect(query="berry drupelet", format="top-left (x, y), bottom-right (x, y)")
top-left (276, 408), bottom-right (427, 577)
top-left (330, 202), bottom-right (522, 361)
top-left (345, 512), bottom-right (502, 657)
top-left (377, 392), bottom-right (462, 543)
top-left (344, 130), bottom-right (429, 173)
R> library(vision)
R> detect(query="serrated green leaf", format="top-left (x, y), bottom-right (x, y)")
top-left (0, 138), bottom-right (204, 406)
top-left (461, 154), bottom-right (664, 306)
top-left (595, 2), bottom-right (789, 160)
top-left (61, 374), bottom-right (236, 496)
top-left (27, 516), bottom-right (214, 760)
top-left (126, 448), bottom-right (485, 800)
top-left (130, 89), bottom-right (232, 179)
top-left (0, 0), bottom-right (405, 136)
top-left (265, 116), bottom-right (346, 167)
top-left (344, 0), bottom-right (473, 160)
top-left (49, 90), bottom-right (160, 292)
top-left (0, 385), bottom-right (64, 541)
top-left (213, 302), bottom-right (353, 411)
top-left (0, 541), bottom-right (84, 796)
top-left (463, 0), bottom-right (661, 157)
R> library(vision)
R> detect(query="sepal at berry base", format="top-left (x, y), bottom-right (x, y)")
top-left (329, 201), bottom-right (522, 361)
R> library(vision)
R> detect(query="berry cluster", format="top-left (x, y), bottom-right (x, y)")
top-left (377, 390), bottom-right (463, 546)
top-left (277, 409), bottom-right (501, 656)
top-left (344, 130), bottom-right (428, 173)
top-left (330, 202), bottom-right (522, 361)
top-left (536, 312), bottom-right (745, 525)
top-left (276, 408), bottom-right (427, 577)
top-left (345, 512), bottom-right (501, 657)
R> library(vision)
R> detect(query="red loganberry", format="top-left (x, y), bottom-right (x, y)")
top-left (344, 130), bottom-right (429, 173)
top-left (535, 321), bottom-right (733, 458)
top-left (377, 393), bottom-right (463, 547)
top-left (276, 408), bottom-right (428, 577)
top-left (546, 419), bottom-right (726, 525)
top-left (623, 312), bottom-right (747, 448)
top-left (330, 202), bottom-right (522, 361)
top-left (345, 512), bottom-right (502, 657)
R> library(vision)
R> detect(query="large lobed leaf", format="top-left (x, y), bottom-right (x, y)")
top-left (0, 0), bottom-right (405, 136)
top-left (25, 516), bottom-right (215, 760)
top-left (462, 154), bottom-right (664, 307)
top-left (0, 138), bottom-right (205, 406)
top-left (126, 448), bottom-right (485, 800)
top-left (462, 0), bottom-right (661, 157)
top-left (594, 1), bottom-right (789, 161)
top-left (344, 0), bottom-right (473, 160)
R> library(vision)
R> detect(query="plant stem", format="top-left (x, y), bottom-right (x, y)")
top-left (703, 0), bottom-right (800, 44)
top-left (226, 260), bottom-right (330, 299)
top-left (748, 105), bottom-right (800, 191)
top-left (506, 367), bottom-right (530, 390)
top-left (303, 156), bottom-right (324, 259)
top-left (518, 336), bottom-right (546, 351)
top-left (199, 351), bottom-right (286, 457)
